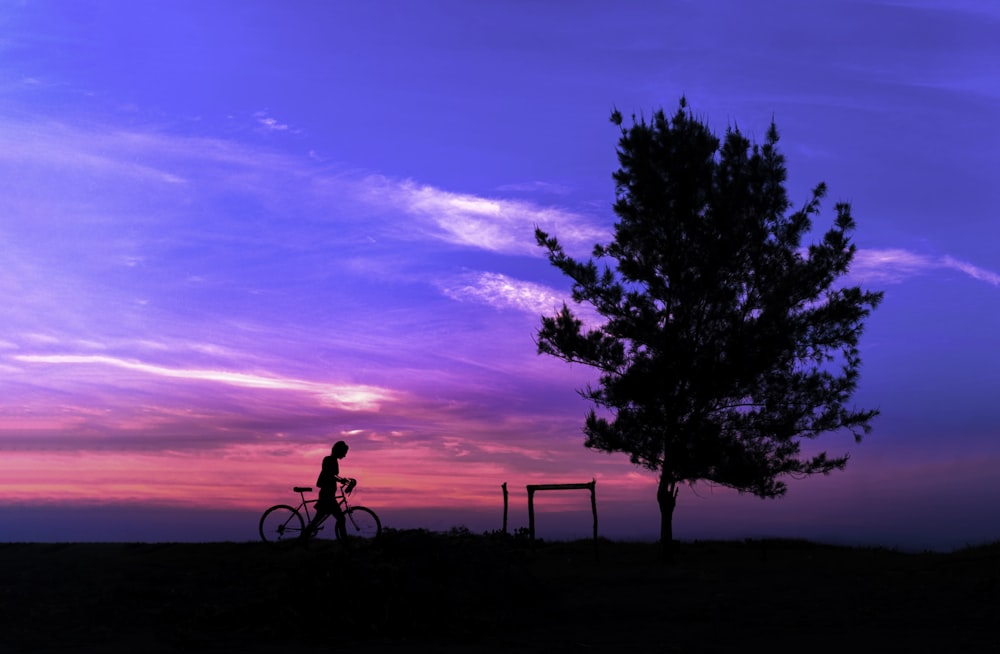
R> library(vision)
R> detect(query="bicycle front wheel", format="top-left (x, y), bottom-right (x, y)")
top-left (342, 506), bottom-right (381, 540)
top-left (259, 504), bottom-right (305, 544)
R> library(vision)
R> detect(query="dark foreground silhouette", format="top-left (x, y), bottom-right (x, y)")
top-left (2, 532), bottom-right (998, 652)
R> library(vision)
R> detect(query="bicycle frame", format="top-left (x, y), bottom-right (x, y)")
top-left (294, 485), bottom-right (354, 529)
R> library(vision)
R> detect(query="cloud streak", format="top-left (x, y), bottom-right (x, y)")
top-left (13, 354), bottom-right (395, 411)
top-left (850, 248), bottom-right (1000, 287)
top-left (439, 272), bottom-right (566, 315)
top-left (0, 118), bottom-right (608, 261)
top-left (364, 177), bottom-right (609, 256)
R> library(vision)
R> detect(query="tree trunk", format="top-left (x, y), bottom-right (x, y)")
top-left (657, 475), bottom-right (679, 563)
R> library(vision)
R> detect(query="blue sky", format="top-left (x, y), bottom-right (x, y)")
top-left (1, 0), bottom-right (999, 549)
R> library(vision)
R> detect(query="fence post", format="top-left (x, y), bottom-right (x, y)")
top-left (589, 479), bottom-right (598, 561)
top-left (502, 482), bottom-right (509, 534)
top-left (527, 485), bottom-right (536, 544)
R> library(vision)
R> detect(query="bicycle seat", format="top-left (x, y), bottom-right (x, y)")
top-left (293, 487), bottom-right (313, 493)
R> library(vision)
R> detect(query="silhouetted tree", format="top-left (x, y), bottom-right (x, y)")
top-left (536, 99), bottom-right (883, 560)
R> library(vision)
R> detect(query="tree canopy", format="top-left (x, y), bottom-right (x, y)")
top-left (535, 99), bottom-right (882, 555)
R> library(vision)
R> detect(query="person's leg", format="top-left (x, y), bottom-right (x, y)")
top-left (302, 507), bottom-right (327, 539)
top-left (330, 503), bottom-right (346, 540)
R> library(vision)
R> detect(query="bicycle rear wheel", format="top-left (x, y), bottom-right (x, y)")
top-left (341, 506), bottom-right (381, 540)
top-left (259, 504), bottom-right (305, 544)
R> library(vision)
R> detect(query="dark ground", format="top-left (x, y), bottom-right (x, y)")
top-left (1, 530), bottom-right (998, 653)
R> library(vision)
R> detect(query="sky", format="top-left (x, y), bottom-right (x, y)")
top-left (1, 0), bottom-right (999, 550)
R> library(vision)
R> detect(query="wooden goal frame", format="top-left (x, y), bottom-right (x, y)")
top-left (526, 480), bottom-right (598, 550)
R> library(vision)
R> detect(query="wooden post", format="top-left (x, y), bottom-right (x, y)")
top-left (501, 482), bottom-right (509, 534)
top-left (527, 486), bottom-right (536, 543)
top-left (589, 479), bottom-right (598, 560)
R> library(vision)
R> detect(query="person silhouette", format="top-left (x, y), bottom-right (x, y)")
top-left (304, 440), bottom-right (353, 539)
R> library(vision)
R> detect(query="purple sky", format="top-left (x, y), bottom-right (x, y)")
top-left (1, 1), bottom-right (999, 550)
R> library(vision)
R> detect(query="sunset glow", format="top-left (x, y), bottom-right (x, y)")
top-left (2, 1), bottom-right (999, 550)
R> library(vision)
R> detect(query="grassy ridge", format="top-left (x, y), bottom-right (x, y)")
top-left (1, 531), bottom-right (998, 652)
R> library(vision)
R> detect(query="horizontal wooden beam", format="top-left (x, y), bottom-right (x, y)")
top-left (527, 482), bottom-right (594, 492)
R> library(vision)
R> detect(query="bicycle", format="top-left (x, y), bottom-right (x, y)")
top-left (259, 479), bottom-right (381, 545)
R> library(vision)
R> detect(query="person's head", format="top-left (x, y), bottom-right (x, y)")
top-left (331, 440), bottom-right (349, 459)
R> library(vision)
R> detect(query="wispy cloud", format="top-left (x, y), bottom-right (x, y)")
top-left (0, 118), bottom-right (605, 259)
top-left (364, 177), bottom-right (609, 256)
top-left (253, 110), bottom-right (292, 133)
top-left (13, 354), bottom-right (395, 411)
top-left (0, 121), bottom-right (188, 185)
top-left (851, 248), bottom-right (1000, 287)
top-left (436, 271), bottom-right (606, 337)
top-left (439, 272), bottom-right (565, 315)
top-left (495, 180), bottom-right (573, 195)
top-left (939, 255), bottom-right (1000, 287)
